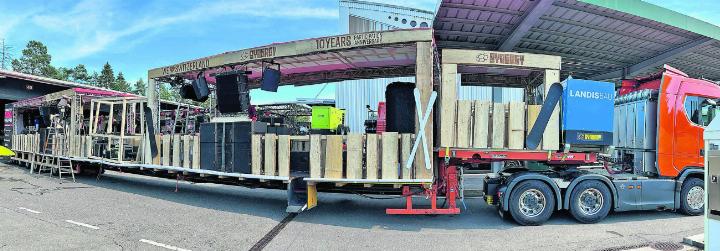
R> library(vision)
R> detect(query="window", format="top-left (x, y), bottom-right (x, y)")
top-left (684, 95), bottom-right (719, 126)
top-left (420, 22), bottom-right (429, 28)
top-left (410, 20), bottom-right (417, 27)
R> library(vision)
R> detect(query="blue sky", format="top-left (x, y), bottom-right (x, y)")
top-left (0, 0), bottom-right (718, 103)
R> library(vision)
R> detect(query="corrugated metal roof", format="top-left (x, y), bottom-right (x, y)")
top-left (433, 0), bottom-right (720, 81)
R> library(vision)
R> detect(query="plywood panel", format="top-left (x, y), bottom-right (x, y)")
top-left (491, 103), bottom-right (506, 148)
top-left (526, 105), bottom-right (542, 150)
top-left (415, 41), bottom-right (434, 180)
top-left (543, 69), bottom-right (560, 150)
top-left (381, 132), bottom-right (399, 179)
top-left (309, 135), bottom-right (322, 178)
top-left (162, 135), bottom-right (171, 166)
top-left (172, 135), bottom-right (181, 166)
top-left (346, 134), bottom-right (363, 179)
top-left (251, 134), bottom-right (263, 175)
top-left (324, 135), bottom-right (344, 179)
top-left (439, 63), bottom-right (457, 147)
top-left (192, 135), bottom-right (200, 169)
top-left (508, 102), bottom-right (526, 149)
top-left (85, 136), bottom-right (92, 158)
top-left (365, 134), bottom-right (379, 179)
top-left (277, 135), bottom-right (291, 177)
top-left (456, 100), bottom-right (472, 148)
top-left (264, 134), bottom-right (277, 176)
top-left (153, 135), bottom-right (161, 165)
top-left (182, 135), bottom-right (191, 168)
top-left (400, 134), bottom-right (413, 179)
top-left (473, 101), bottom-right (490, 148)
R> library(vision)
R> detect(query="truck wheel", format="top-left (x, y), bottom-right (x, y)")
top-left (509, 180), bottom-right (555, 226)
top-left (679, 178), bottom-right (704, 216)
top-left (569, 180), bottom-right (611, 224)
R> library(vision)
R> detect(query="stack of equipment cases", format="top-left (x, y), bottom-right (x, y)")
top-left (200, 121), bottom-right (267, 173)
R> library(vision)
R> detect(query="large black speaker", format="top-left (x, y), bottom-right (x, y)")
top-left (199, 121), bottom-right (267, 173)
top-left (179, 76), bottom-right (210, 102)
top-left (385, 82), bottom-right (415, 133)
top-left (216, 73), bottom-right (249, 113)
top-left (261, 67), bottom-right (280, 92)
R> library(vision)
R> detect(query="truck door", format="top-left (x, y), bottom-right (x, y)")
top-left (674, 95), bottom-right (705, 171)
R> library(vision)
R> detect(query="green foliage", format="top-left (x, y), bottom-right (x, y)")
top-left (71, 64), bottom-right (90, 84)
top-left (88, 71), bottom-right (100, 86)
top-left (98, 62), bottom-right (115, 89)
top-left (159, 83), bottom-right (180, 101)
top-left (52, 67), bottom-right (73, 81)
top-left (134, 78), bottom-right (146, 95)
top-left (113, 72), bottom-right (131, 92)
top-left (11, 40), bottom-right (54, 77)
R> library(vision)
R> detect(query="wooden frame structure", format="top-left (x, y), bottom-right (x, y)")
top-left (147, 28), bottom-right (436, 184)
top-left (438, 49), bottom-right (562, 151)
top-left (88, 97), bottom-right (147, 163)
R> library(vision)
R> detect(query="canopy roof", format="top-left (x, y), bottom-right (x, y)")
top-left (434, 0), bottom-right (720, 81)
top-left (148, 29), bottom-right (433, 86)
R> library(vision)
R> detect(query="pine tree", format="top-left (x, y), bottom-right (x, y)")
top-left (113, 72), bottom-right (131, 92)
top-left (98, 62), bottom-right (115, 89)
top-left (88, 71), bottom-right (100, 86)
top-left (53, 67), bottom-right (73, 81)
top-left (11, 40), bottom-right (54, 77)
top-left (134, 78), bottom-right (146, 95)
top-left (71, 64), bottom-right (90, 84)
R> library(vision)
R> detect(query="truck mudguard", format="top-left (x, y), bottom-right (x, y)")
top-left (673, 167), bottom-right (704, 209)
top-left (502, 172), bottom-right (563, 212)
top-left (562, 174), bottom-right (619, 210)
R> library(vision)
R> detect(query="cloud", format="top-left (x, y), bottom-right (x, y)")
top-left (28, 0), bottom-right (339, 62)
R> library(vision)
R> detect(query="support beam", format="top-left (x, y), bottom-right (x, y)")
top-left (498, 0), bottom-right (555, 51)
top-left (415, 41), bottom-right (433, 179)
top-left (590, 38), bottom-right (715, 80)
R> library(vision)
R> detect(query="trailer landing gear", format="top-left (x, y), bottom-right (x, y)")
top-left (386, 166), bottom-right (460, 215)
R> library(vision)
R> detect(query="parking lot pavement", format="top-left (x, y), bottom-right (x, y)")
top-left (0, 162), bottom-right (703, 251)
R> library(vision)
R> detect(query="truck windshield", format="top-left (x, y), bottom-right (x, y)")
top-left (685, 96), bottom-right (719, 127)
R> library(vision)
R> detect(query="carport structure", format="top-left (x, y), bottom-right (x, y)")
top-left (433, 0), bottom-right (720, 81)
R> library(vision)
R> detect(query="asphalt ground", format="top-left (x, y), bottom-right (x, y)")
top-left (0, 162), bottom-right (703, 251)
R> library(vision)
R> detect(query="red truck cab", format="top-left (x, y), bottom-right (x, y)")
top-left (620, 65), bottom-right (720, 177)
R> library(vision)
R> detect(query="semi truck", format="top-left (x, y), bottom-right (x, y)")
top-left (471, 65), bottom-right (714, 225)
top-left (8, 29), bottom-right (711, 226)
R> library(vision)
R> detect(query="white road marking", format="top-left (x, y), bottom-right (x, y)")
top-left (18, 207), bottom-right (41, 214)
top-left (139, 239), bottom-right (191, 251)
top-left (65, 220), bottom-right (100, 230)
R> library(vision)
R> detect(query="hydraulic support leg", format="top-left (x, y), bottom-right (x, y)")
top-left (385, 165), bottom-right (460, 215)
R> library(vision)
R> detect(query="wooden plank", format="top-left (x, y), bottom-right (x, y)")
top-left (324, 135), bottom-right (343, 179)
top-left (192, 135), bottom-right (200, 169)
top-left (526, 105), bottom-right (542, 150)
top-left (365, 134), bottom-right (379, 179)
top-left (172, 135), bottom-right (181, 166)
top-left (183, 135), bottom-right (191, 168)
top-left (277, 135), bottom-right (291, 177)
top-left (439, 63), bottom-right (457, 147)
top-left (251, 134), bottom-right (263, 175)
top-left (415, 41), bottom-right (434, 180)
top-left (508, 102), bottom-right (526, 149)
top-left (153, 135), bottom-right (161, 165)
top-left (345, 134), bottom-right (363, 179)
top-left (543, 69), bottom-right (560, 150)
top-left (162, 135), bottom-right (171, 166)
top-left (456, 100), bottom-right (472, 147)
top-left (309, 135), bottom-right (322, 178)
top-left (400, 134), bottom-right (413, 179)
top-left (473, 101), bottom-right (491, 148)
top-left (85, 136), bottom-right (92, 158)
top-left (381, 132), bottom-right (399, 179)
top-left (491, 103), bottom-right (506, 148)
top-left (264, 134), bottom-right (277, 176)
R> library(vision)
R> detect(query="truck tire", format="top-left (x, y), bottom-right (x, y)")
top-left (679, 177), bottom-right (704, 216)
top-left (569, 180), bottom-right (612, 224)
top-left (508, 180), bottom-right (555, 226)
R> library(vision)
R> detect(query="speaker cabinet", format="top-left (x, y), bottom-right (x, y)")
top-left (216, 73), bottom-right (249, 113)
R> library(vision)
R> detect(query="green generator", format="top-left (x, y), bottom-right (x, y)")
top-left (311, 106), bottom-right (346, 134)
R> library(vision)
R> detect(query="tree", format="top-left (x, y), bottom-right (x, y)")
top-left (71, 64), bottom-right (90, 84)
top-left (0, 39), bottom-right (12, 70)
top-left (98, 62), bottom-right (114, 89)
top-left (113, 72), bottom-right (131, 92)
top-left (52, 66), bottom-right (73, 81)
top-left (88, 71), bottom-right (100, 86)
top-left (134, 78), bottom-right (146, 95)
top-left (11, 40), bottom-right (54, 76)
top-left (159, 83), bottom-right (180, 101)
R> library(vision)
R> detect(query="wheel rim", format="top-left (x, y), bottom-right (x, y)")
top-left (577, 188), bottom-right (604, 216)
top-left (686, 186), bottom-right (704, 210)
top-left (518, 189), bottom-right (546, 217)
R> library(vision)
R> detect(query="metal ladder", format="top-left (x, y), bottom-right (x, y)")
top-left (39, 117), bottom-right (75, 182)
